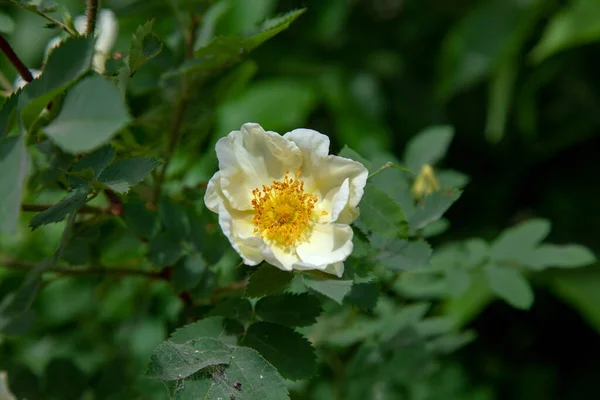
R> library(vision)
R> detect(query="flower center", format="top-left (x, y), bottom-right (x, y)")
top-left (252, 170), bottom-right (318, 247)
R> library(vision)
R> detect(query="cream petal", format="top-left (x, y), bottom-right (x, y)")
top-left (322, 262), bottom-right (345, 278)
top-left (217, 203), bottom-right (264, 266)
top-left (283, 128), bottom-right (330, 176)
top-left (329, 178), bottom-right (350, 222)
top-left (204, 171), bottom-right (222, 213)
top-left (217, 123), bottom-right (302, 210)
top-left (296, 223), bottom-right (354, 267)
top-left (262, 245), bottom-right (300, 272)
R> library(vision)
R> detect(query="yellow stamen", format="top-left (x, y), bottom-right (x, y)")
top-left (252, 170), bottom-right (317, 247)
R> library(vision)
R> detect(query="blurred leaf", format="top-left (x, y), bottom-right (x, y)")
top-left (245, 263), bottom-right (293, 298)
top-left (173, 9), bottom-right (305, 80)
top-left (0, 135), bottom-right (29, 233)
top-left (209, 298), bottom-right (253, 323)
top-left (344, 282), bottom-right (379, 309)
top-left (530, 0), bottom-right (600, 63)
top-left (338, 145), bottom-right (373, 171)
top-left (98, 157), bottom-right (160, 194)
top-left (122, 199), bottom-right (159, 239)
top-left (0, 11), bottom-right (15, 34)
top-left (148, 233), bottom-right (182, 266)
top-left (485, 60), bottom-right (517, 143)
top-left (408, 190), bottom-right (462, 231)
top-left (489, 218), bottom-right (550, 262)
top-left (378, 240), bottom-right (432, 272)
top-left (170, 317), bottom-right (227, 344)
top-left (484, 264), bottom-right (533, 309)
top-left (19, 36), bottom-right (95, 127)
top-left (217, 78), bottom-right (317, 134)
top-left (172, 254), bottom-right (207, 292)
top-left (216, 0), bottom-right (277, 35)
top-left (243, 322), bottom-right (316, 380)
top-left (129, 20), bottom-right (163, 75)
top-left (360, 183), bottom-right (409, 239)
top-left (404, 125), bottom-right (454, 172)
top-left (519, 244), bottom-right (595, 270)
top-left (44, 76), bottom-right (131, 154)
top-left (255, 293), bottom-right (322, 327)
top-left (29, 188), bottom-right (88, 230)
top-left (464, 238), bottom-right (489, 267)
top-left (146, 338), bottom-right (231, 380)
top-left (438, 0), bottom-right (541, 99)
top-left (71, 145), bottom-right (115, 179)
top-left (303, 275), bottom-right (353, 305)
top-left (437, 169), bottom-right (470, 189)
top-left (170, 347), bottom-right (289, 400)
top-left (158, 198), bottom-right (190, 243)
top-left (44, 359), bottom-right (87, 399)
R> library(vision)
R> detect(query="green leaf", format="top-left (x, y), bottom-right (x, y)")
top-left (408, 190), bottom-right (462, 231)
top-left (98, 157), bottom-right (160, 194)
top-left (0, 135), bottom-right (29, 233)
top-left (43, 75), bottom-right (131, 154)
top-left (255, 293), bottom-right (322, 327)
top-left (209, 298), bottom-right (253, 323)
top-left (173, 9), bottom-right (305, 80)
top-left (464, 238), bottom-right (489, 267)
top-left (129, 20), bottom-right (163, 74)
top-left (71, 145), bottom-right (115, 179)
top-left (146, 338), bottom-right (232, 380)
top-left (484, 264), bottom-right (533, 309)
top-left (172, 254), bottom-right (207, 292)
top-left (29, 188), bottom-right (88, 230)
top-left (122, 199), bottom-right (159, 239)
top-left (44, 359), bottom-right (87, 399)
top-left (437, 0), bottom-right (541, 99)
top-left (243, 322), bottom-right (316, 380)
top-left (158, 198), bottom-right (190, 243)
top-left (378, 240), bottom-right (432, 271)
top-left (359, 183), bottom-right (409, 239)
top-left (245, 264), bottom-right (293, 298)
top-left (489, 218), bottom-right (550, 262)
top-left (0, 93), bottom-right (19, 137)
top-left (485, 60), bottom-right (517, 143)
top-left (148, 233), bottom-right (182, 266)
top-left (550, 268), bottom-right (600, 334)
top-left (519, 244), bottom-right (595, 270)
top-left (171, 347), bottom-right (289, 400)
top-left (404, 125), bottom-right (454, 172)
top-left (344, 282), bottom-right (379, 310)
top-left (19, 36), bottom-right (95, 127)
top-left (530, 0), bottom-right (600, 63)
top-left (303, 275), bottom-right (353, 305)
top-left (170, 317), bottom-right (227, 344)
top-left (338, 145), bottom-right (372, 171)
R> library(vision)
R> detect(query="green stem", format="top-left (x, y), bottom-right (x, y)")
top-left (21, 203), bottom-right (108, 215)
top-left (367, 162), bottom-right (411, 180)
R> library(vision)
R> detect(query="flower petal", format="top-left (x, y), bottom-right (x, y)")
top-left (296, 223), bottom-right (354, 267)
top-left (217, 202), bottom-right (264, 266)
top-left (322, 262), bottom-right (344, 278)
top-left (217, 123), bottom-right (302, 210)
top-left (204, 171), bottom-right (222, 213)
top-left (262, 245), bottom-right (300, 272)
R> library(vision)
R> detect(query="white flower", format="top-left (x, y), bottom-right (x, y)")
top-left (204, 123), bottom-right (368, 277)
top-left (45, 9), bottom-right (118, 74)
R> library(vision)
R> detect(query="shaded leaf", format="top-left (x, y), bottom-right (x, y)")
top-left (98, 157), bottom-right (160, 194)
top-left (129, 20), bottom-right (163, 74)
top-left (360, 183), bottom-right (409, 239)
top-left (408, 190), bottom-right (462, 231)
top-left (490, 218), bottom-right (550, 262)
top-left (122, 199), bottom-right (159, 239)
top-left (255, 293), bottom-right (322, 327)
top-left (29, 188), bottom-right (88, 229)
top-left (404, 125), bottom-right (454, 172)
top-left (170, 317), bottom-right (227, 344)
top-left (520, 244), bottom-right (595, 270)
top-left (245, 264), bottom-right (293, 298)
top-left (44, 76), bottom-right (131, 154)
top-left (344, 282), bottom-right (379, 309)
top-left (209, 298), bottom-right (253, 323)
top-left (378, 240), bottom-right (432, 271)
top-left (338, 145), bottom-right (372, 171)
top-left (303, 275), bottom-right (353, 305)
top-left (0, 135), bottom-right (29, 233)
top-left (0, 93), bottom-right (19, 137)
top-left (148, 233), bottom-right (182, 266)
top-left (172, 254), bottom-right (207, 292)
top-left (71, 145), bottom-right (115, 179)
top-left (484, 264), bottom-right (533, 309)
top-left (243, 322), bottom-right (316, 380)
top-left (158, 198), bottom-right (190, 243)
top-left (146, 338), bottom-right (231, 380)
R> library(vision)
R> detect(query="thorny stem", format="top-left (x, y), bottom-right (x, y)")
top-left (152, 13), bottom-right (199, 204)
top-left (86, 0), bottom-right (100, 36)
top-left (0, 35), bottom-right (33, 83)
top-left (367, 161), bottom-right (412, 179)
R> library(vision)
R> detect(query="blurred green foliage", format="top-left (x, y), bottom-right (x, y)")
top-left (1, 0), bottom-right (600, 399)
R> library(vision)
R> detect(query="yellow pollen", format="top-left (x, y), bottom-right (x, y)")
top-left (251, 170), bottom-right (317, 247)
